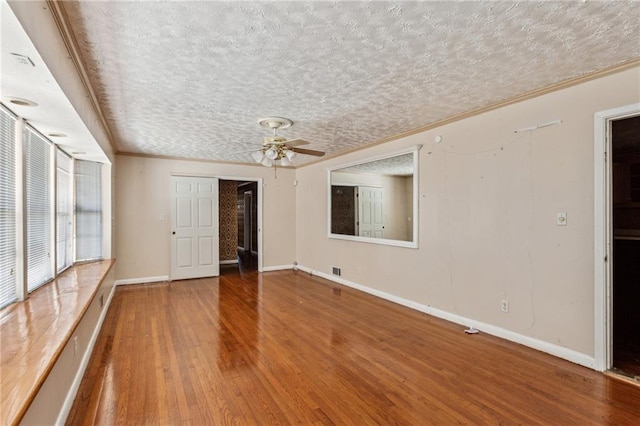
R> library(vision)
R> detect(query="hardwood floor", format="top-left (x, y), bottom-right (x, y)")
top-left (67, 268), bottom-right (640, 425)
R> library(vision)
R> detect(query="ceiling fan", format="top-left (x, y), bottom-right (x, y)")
top-left (251, 117), bottom-right (325, 167)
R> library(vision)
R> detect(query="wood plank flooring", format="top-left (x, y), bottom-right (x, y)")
top-left (67, 268), bottom-right (640, 425)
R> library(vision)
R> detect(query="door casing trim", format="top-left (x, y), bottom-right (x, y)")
top-left (594, 103), bottom-right (640, 371)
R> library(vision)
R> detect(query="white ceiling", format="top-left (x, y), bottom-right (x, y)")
top-left (14, 1), bottom-right (640, 167)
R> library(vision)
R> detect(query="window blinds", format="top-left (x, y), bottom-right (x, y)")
top-left (75, 160), bottom-right (102, 261)
top-left (0, 106), bottom-right (17, 308)
top-left (57, 150), bottom-right (73, 272)
top-left (26, 127), bottom-right (53, 292)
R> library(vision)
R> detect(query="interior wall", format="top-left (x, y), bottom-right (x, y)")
top-left (295, 66), bottom-right (640, 359)
top-left (115, 155), bottom-right (296, 280)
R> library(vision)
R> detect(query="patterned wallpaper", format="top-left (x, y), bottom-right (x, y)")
top-left (237, 194), bottom-right (245, 249)
top-left (219, 180), bottom-right (238, 261)
top-left (331, 186), bottom-right (356, 236)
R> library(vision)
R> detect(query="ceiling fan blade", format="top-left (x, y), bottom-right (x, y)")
top-left (291, 147), bottom-right (325, 157)
top-left (284, 138), bottom-right (310, 147)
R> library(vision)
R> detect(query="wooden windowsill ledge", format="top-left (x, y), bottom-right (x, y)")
top-left (0, 259), bottom-right (115, 426)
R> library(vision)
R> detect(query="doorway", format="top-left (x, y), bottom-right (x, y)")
top-left (611, 115), bottom-right (640, 379)
top-left (236, 181), bottom-right (259, 272)
top-left (594, 103), bottom-right (640, 377)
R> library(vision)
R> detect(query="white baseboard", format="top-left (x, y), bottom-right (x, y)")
top-left (261, 264), bottom-right (294, 272)
top-left (56, 282), bottom-right (116, 425)
top-left (115, 275), bottom-right (169, 286)
top-left (295, 265), bottom-right (595, 370)
top-left (220, 259), bottom-right (239, 265)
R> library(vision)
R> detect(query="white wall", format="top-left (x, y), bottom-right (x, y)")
top-left (295, 66), bottom-right (640, 360)
top-left (115, 155), bottom-right (297, 280)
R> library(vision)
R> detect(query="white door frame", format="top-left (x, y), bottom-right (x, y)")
top-left (594, 103), bottom-right (640, 371)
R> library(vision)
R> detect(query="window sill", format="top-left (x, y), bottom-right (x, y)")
top-left (0, 259), bottom-right (115, 426)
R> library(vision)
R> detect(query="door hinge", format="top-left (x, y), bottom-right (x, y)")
top-left (604, 151), bottom-right (607, 162)
top-left (604, 255), bottom-right (608, 262)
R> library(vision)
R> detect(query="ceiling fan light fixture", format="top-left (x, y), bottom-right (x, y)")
top-left (285, 149), bottom-right (296, 161)
top-left (280, 156), bottom-right (291, 166)
top-left (265, 147), bottom-right (278, 160)
top-left (252, 150), bottom-right (265, 163)
top-left (261, 157), bottom-right (273, 167)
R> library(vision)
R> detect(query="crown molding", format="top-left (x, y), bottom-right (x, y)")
top-left (117, 151), bottom-right (296, 169)
top-left (46, 0), bottom-right (116, 151)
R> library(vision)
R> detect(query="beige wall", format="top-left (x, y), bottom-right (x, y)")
top-left (115, 155), bottom-right (296, 280)
top-left (295, 66), bottom-right (640, 357)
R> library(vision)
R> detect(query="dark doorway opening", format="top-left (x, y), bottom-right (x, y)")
top-left (236, 181), bottom-right (258, 272)
top-left (611, 115), bottom-right (640, 379)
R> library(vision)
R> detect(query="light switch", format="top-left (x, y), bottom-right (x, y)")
top-left (557, 212), bottom-right (567, 226)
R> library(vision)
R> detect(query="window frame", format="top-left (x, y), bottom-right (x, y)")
top-left (0, 102), bottom-right (105, 309)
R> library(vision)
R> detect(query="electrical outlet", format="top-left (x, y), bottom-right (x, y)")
top-left (332, 267), bottom-right (341, 276)
top-left (501, 299), bottom-right (509, 313)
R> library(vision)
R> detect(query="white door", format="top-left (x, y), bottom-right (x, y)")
top-left (170, 176), bottom-right (219, 280)
top-left (358, 186), bottom-right (384, 238)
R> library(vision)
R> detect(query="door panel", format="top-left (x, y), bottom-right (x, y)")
top-left (171, 176), bottom-right (220, 279)
top-left (177, 198), bottom-right (192, 228)
top-left (198, 236), bottom-right (214, 265)
top-left (198, 198), bottom-right (213, 227)
top-left (358, 186), bottom-right (384, 239)
top-left (176, 238), bottom-right (192, 267)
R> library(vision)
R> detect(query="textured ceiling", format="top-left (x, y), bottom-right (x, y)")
top-left (337, 153), bottom-right (414, 177)
top-left (61, 1), bottom-right (640, 166)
